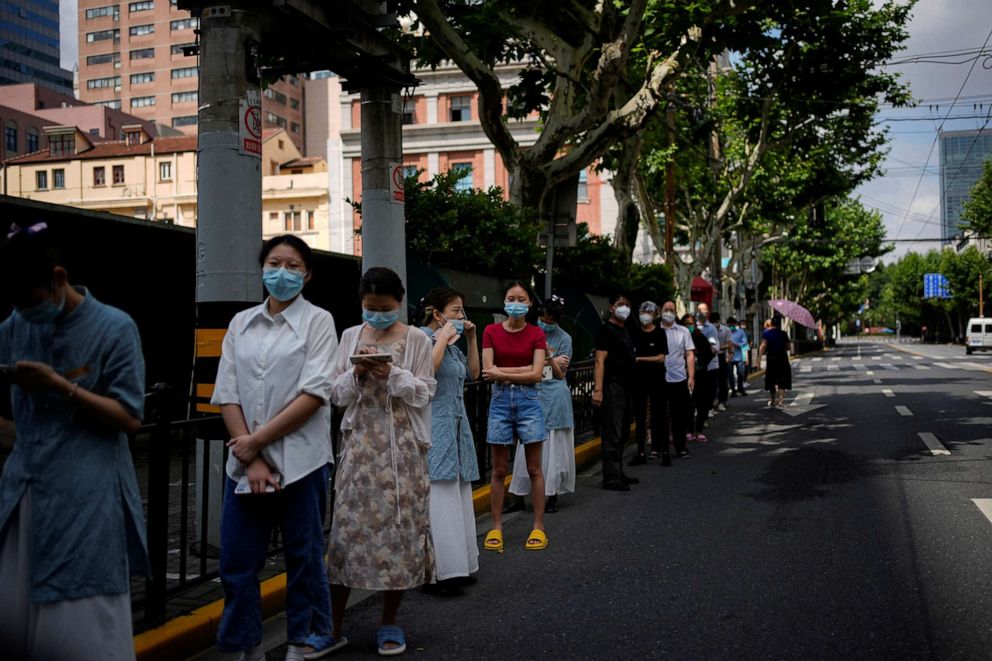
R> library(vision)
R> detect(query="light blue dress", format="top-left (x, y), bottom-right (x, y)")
top-left (421, 328), bottom-right (479, 482)
top-left (539, 325), bottom-right (574, 430)
top-left (0, 289), bottom-right (148, 603)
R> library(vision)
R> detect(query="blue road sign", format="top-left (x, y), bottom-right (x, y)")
top-left (923, 273), bottom-right (952, 299)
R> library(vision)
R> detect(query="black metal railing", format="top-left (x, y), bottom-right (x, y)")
top-left (134, 360), bottom-right (597, 625)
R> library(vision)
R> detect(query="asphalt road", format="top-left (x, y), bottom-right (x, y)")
top-left (234, 341), bottom-right (992, 661)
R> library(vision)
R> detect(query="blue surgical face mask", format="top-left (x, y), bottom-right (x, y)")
top-left (18, 286), bottom-right (66, 325)
top-left (363, 308), bottom-right (399, 330)
top-left (504, 302), bottom-right (529, 318)
top-left (438, 313), bottom-right (464, 335)
top-left (263, 267), bottom-right (306, 302)
top-left (538, 319), bottom-right (556, 332)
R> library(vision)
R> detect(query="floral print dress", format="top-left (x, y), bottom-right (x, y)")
top-left (328, 326), bottom-right (436, 591)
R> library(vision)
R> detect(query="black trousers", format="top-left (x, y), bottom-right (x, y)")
top-left (600, 381), bottom-right (632, 482)
top-left (693, 369), bottom-right (715, 433)
top-left (662, 379), bottom-right (691, 454)
top-left (717, 355), bottom-right (729, 404)
top-left (633, 378), bottom-right (667, 456)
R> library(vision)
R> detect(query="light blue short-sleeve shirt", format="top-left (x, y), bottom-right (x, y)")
top-left (0, 289), bottom-right (148, 603)
top-left (539, 325), bottom-right (574, 430)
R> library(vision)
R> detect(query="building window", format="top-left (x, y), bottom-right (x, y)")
top-left (170, 17), bottom-right (198, 31)
top-left (577, 170), bottom-right (589, 201)
top-left (159, 161), bottom-right (172, 181)
top-left (171, 91), bottom-right (197, 104)
top-left (86, 29), bottom-right (119, 43)
top-left (264, 88), bottom-right (287, 104)
top-left (171, 42), bottom-right (196, 56)
top-left (26, 127), bottom-right (38, 152)
top-left (131, 95), bottom-right (156, 107)
top-left (113, 165), bottom-right (125, 184)
top-left (85, 5), bottom-right (119, 20)
top-left (87, 75), bottom-right (121, 89)
top-left (130, 72), bottom-right (154, 84)
top-left (451, 163), bottom-right (472, 192)
top-left (129, 24), bottom-right (154, 36)
top-left (89, 128), bottom-right (101, 137)
top-left (128, 1), bottom-right (154, 11)
top-left (50, 134), bottom-right (74, 157)
top-left (94, 166), bottom-right (106, 186)
top-left (269, 212), bottom-right (279, 224)
top-left (449, 95), bottom-right (471, 122)
top-left (306, 210), bottom-right (315, 231)
top-left (53, 169), bottom-right (65, 189)
top-left (402, 99), bottom-right (415, 125)
top-left (290, 98), bottom-right (300, 110)
top-left (87, 52), bottom-right (120, 66)
top-left (265, 112), bottom-right (288, 128)
top-left (171, 66), bottom-right (197, 79)
top-left (130, 48), bottom-right (154, 60)
top-left (36, 171), bottom-right (48, 190)
top-left (288, 76), bottom-right (299, 87)
top-left (172, 115), bottom-right (197, 127)
top-left (4, 121), bottom-right (17, 152)
top-left (284, 210), bottom-right (302, 232)
top-left (290, 122), bottom-right (300, 134)
top-left (96, 99), bottom-right (122, 110)
top-left (402, 165), bottom-right (419, 179)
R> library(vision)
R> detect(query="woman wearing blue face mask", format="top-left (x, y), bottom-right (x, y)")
top-left (211, 234), bottom-right (341, 661)
top-left (327, 267), bottom-right (436, 657)
top-left (481, 281), bottom-right (548, 552)
top-left (417, 287), bottom-right (480, 597)
top-left (509, 294), bottom-right (574, 513)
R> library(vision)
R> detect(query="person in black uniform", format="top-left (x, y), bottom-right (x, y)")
top-left (592, 294), bottom-right (638, 491)
top-left (629, 301), bottom-right (668, 467)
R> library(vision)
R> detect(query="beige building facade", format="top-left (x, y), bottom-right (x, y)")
top-left (3, 126), bottom-right (332, 250)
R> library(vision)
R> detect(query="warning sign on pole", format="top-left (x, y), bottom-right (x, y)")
top-left (239, 89), bottom-right (262, 158)
top-left (390, 163), bottom-right (405, 203)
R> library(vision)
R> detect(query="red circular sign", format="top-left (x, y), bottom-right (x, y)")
top-left (244, 106), bottom-right (261, 139)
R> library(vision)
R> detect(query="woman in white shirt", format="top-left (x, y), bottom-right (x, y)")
top-left (327, 267), bottom-right (436, 657)
top-left (211, 235), bottom-right (342, 661)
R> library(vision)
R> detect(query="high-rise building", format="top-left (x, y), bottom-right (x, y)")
top-left (0, 1), bottom-right (74, 94)
top-left (940, 128), bottom-right (992, 241)
top-left (76, 1), bottom-right (305, 149)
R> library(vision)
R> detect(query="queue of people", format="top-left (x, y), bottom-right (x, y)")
top-left (0, 225), bottom-right (789, 660)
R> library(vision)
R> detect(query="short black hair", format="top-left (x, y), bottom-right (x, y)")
top-left (727, 316), bottom-right (738, 325)
top-left (0, 225), bottom-right (61, 305)
top-left (610, 292), bottom-right (630, 305)
top-left (710, 311), bottom-right (721, 323)
top-left (541, 294), bottom-right (565, 321)
top-left (772, 314), bottom-right (783, 329)
top-left (360, 267), bottom-right (406, 301)
top-left (259, 234), bottom-right (314, 270)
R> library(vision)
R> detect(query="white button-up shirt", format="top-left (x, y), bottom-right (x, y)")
top-left (662, 323), bottom-right (695, 383)
top-left (211, 296), bottom-right (339, 486)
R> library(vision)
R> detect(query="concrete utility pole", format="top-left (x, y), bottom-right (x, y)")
top-left (359, 84), bottom-right (407, 318)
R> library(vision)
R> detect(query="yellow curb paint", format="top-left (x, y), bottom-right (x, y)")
top-left (136, 438), bottom-right (605, 660)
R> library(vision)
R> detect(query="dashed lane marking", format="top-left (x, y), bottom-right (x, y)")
top-left (882, 389), bottom-right (895, 398)
top-left (827, 365), bottom-right (839, 371)
top-left (873, 378), bottom-right (883, 384)
top-left (972, 499), bottom-right (992, 524)
top-left (919, 432), bottom-right (950, 455)
top-left (915, 365), bottom-right (931, 370)
top-left (812, 357), bottom-right (823, 362)
top-left (975, 391), bottom-right (992, 398)
top-left (895, 405), bottom-right (913, 416)
top-left (866, 370), bottom-right (875, 375)
top-left (800, 366), bottom-right (812, 373)
top-left (934, 362), bottom-right (956, 369)
top-left (831, 357), bottom-right (840, 361)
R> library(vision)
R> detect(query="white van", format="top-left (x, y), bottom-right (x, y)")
top-left (966, 317), bottom-right (992, 355)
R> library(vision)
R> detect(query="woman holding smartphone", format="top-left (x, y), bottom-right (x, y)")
top-left (482, 281), bottom-right (548, 552)
top-left (327, 267), bottom-right (436, 656)
top-left (211, 235), bottom-right (340, 661)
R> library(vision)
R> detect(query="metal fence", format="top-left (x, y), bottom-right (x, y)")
top-left (133, 360), bottom-right (597, 625)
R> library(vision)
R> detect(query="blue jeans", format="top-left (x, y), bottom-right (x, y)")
top-left (218, 464), bottom-right (332, 652)
top-left (487, 383), bottom-right (546, 444)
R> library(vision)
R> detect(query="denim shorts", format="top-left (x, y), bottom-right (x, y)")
top-left (487, 383), bottom-right (547, 445)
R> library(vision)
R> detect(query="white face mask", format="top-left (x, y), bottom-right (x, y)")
top-left (661, 311), bottom-right (677, 325)
top-left (639, 314), bottom-right (654, 326)
top-left (614, 305), bottom-right (631, 321)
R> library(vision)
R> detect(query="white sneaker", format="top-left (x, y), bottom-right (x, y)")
top-left (717, 403), bottom-right (727, 412)
top-left (238, 645), bottom-right (266, 661)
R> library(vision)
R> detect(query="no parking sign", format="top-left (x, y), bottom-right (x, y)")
top-left (239, 89), bottom-right (262, 157)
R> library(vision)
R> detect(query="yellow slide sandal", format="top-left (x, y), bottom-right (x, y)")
top-left (524, 529), bottom-right (548, 551)
top-left (484, 529), bottom-right (504, 553)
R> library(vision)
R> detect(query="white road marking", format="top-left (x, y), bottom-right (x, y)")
top-left (872, 356), bottom-right (881, 361)
top-left (881, 363), bottom-right (899, 371)
top-left (791, 392), bottom-right (816, 406)
top-left (919, 432), bottom-right (950, 456)
top-left (866, 370), bottom-right (875, 375)
top-left (853, 356), bottom-right (863, 361)
top-left (934, 362), bottom-right (956, 369)
top-left (812, 357), bottom-right (823, 362)
top-left (895, 405), bottom-right (913, 416)
top-left (975, 391), bottom-right (992, 398)
top-left (914, 365), bottom-right (930, 370)
top-left (718, 448), bottom-right (755, 455)
top-left (913, 355), bottom-right (924, 360)
top-left (972, 499), bottom-right (992, 524)
top-left (882, 389), bottom-right (895, 398)
top-left (831, 357), bottom-right (841, 361)
top-left (873, 378), bottom-right (883, 384)
top-left (800, 366), bottom-right (812, 373)
top-left (854, 364), bottom-right (866, 370)
top-left (827, 365), bottom-right (839, 371)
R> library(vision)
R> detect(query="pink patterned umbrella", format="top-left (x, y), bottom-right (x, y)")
top-left (769, 299), bottom-right (817, 329)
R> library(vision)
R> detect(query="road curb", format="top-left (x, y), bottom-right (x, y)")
top-left (135, 438), bottom-right (603, 660)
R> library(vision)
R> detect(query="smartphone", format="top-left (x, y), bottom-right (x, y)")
top-left (234, 473), bottom-right (281, 495)
top-left (349, 353), bottom-right (393, 364)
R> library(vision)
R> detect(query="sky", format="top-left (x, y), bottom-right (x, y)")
top-left (59, 0), bottom-right (77, 72)
top-left (858, 0), bottom-right (992, 260)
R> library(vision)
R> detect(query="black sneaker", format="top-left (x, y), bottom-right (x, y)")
top-left (545, 495), bottom-right (559, 513)
top-left (661, 453), bottom-right (672, 467)
top-left (422, 578), bottom-right (465, 597)
top-left (621, 474), bottom-right (640, 485)
top-left (602, 480), bottom-right (631, 492)
top-left (628, 454), bottom-right (647, 466)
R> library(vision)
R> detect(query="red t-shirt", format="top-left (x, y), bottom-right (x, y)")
top-left (482, 323), bottom-right (547, 367)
